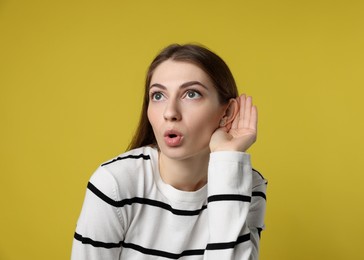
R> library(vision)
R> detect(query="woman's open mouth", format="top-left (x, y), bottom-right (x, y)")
top-left (164, 130), bottom-right (183, 147)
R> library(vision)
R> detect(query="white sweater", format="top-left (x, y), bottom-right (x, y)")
top-left (72, 146), bottom-right (267, 259)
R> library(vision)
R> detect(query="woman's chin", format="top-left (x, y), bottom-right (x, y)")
top-left (158, 144), bottom-right (210, 162)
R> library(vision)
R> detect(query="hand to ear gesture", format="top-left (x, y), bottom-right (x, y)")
top-left (210, 95), bottom-right (258, 153)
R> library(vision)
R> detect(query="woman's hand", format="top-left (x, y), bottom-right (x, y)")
top-left (210, 94), bottom-right (258, 152)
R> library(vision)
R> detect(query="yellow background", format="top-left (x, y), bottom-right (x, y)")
top-left (1, 0), bottom-right (363, 259)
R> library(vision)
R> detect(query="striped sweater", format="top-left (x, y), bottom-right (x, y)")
top-left (72, 146), bottom-right (267, 259)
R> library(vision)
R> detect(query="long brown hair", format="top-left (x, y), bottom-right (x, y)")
top-left (127, 43), bottom-right (239, 150)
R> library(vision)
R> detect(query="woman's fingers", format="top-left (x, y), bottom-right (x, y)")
top-left (250, 105), bottom-right (258, 131)
top-left (237, 95), bottom-right (245, 129)
top-left (231, 94), bottom-right (256, 131)
top-left (243, 96), bottom-right (252, 128)
top-left (213, 94), bottom-right (258, 152)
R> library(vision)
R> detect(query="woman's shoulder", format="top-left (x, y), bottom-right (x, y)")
top-left (252, 168), bottom-right (267, 185)
top-left (100, 146), bottom-right (157, 170)
top-left (89, 146), bottom-right (158, 198)
top-left (251, 168), bottom-right (268, 199)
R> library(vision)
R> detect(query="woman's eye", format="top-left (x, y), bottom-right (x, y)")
top-left (185, 90), bottom-right (201, 99)
top-left (151, 92), bottom-right (164, 101)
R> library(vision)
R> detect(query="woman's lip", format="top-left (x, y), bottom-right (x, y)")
top-left (164, 130), bottom-right (183, 147)
top-left (164, 129), bottom-right (183, 137)
top-left (164, 135), bottom-right (183, 147)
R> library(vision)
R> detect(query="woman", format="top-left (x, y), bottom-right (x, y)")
top-left (72, 44), bottom-right (267, 259)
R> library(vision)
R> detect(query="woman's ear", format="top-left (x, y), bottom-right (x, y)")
top-left (219, 98), bottom-right (238, 128)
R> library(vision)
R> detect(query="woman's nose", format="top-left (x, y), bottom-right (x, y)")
top-left (163, 99), bottom-right (182, 121)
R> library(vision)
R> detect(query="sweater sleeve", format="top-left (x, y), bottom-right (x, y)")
top-left (71, 166), bottom-right (125, 260)
top-left (204, 151), bottom-right (267, 260)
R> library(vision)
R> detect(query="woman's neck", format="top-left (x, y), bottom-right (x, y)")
top-left (158, 150), bottom-right (210, 192)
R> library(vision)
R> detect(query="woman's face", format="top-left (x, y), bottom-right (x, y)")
top-left (147, 59), bottom-right (227, 161)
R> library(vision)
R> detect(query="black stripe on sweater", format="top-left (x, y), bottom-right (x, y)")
top-left (207, 194), bottom-right (251, 203)
top-left (74, 232), bottom-right (122, 248)
top-left (121, 241), bottom-right (205, 259)
top-left (206, 233), bottom-right (251, 250)
top-left (87, 182), bottom-right (207, 216)
top-left (101, 154), bottom-right (150, 166)
top-left (252, 191), bottom-right (267, 201)
top-left (74, 232), bottom-right (251, 258)
top-left (257, 228), bottom-right (263, 238)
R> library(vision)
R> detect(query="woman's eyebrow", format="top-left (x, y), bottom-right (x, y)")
top-left (180, 81), bottom-right (208, 90)
top-left (149, 81), bottom-right (208, 90)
